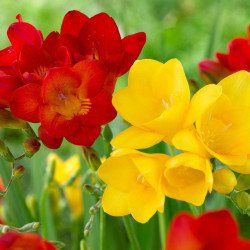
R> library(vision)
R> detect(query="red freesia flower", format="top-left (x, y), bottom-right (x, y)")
top-left (166, 210), bottom-right (250, 250)
top-left (60, 10), bottom-right (146, 93)
top-left (0, 232), bottom-right (56, 250)
top-left (199, 25), bottom-right (250, 84)
top-left (10, 60), bottom-right (116, 148)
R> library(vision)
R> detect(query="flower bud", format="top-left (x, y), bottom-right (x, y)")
top-left (19, 222), bottom-right (42, 232)
top-left (82, 147), bottom-right (101, 171)
top-left (235, 174), bottom-right (250, 191)
top-left (213, 169), bottom-right (237, 194)
top-left (84, 215), bottom-right (94, 237)
top-left (23, 138), bottom-right (41, 157)
top-left (101, 125), bottom-right (113, 142)
top-left (13, 165), bottom-right (25, 179)
top-left (236, 191), bottom-right (250, 210)
top-left (0, 109), bottom-right (27, 129)
top-left (83, 184), bottom-right (103, 197)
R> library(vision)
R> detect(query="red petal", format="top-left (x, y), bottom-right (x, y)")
top-left (61, 10), bottom-right (89, 37)
top-left (10, 83), bottom-right (41, 122)
top-left (54, 46), bottom-right (72, 66)
top-left (0, 46), bottom-right (16, 67)
top-left (227, 38), bottom-right (250, 71)
top-left (42, 31), bottom-right (60, 57)
top-left (39, 105), bottom-right (79, 138)
top-left (7, 22), bottom-right (43, 55)
top-left (196, 209), bottom-right (238, 243)
top-left (38, 126), bottom-right (63, 149)
top-left (73, 60), bottom-right (108, 97)
top-left (119, 32), bottom-right (146, 76)
top-left (0, 75), bottom-right (22, 107)
top-left (41, 67), bottom-right (81, 103)
top-left (18, 45), bottom-right (52, 76)
top-left (66, 125), bottom-right (101, 146)
top-left (79, 13), bottom-right (122, 61)
top-left (79, 90), bottom-right (117, 126)
top-left (216, 52), bottom-right (231, 69)
top-left (166, 212), bottom-right (200, 250)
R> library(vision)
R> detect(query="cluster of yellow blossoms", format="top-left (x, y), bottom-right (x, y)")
top-left (98, 59), bottom-right (250, 223)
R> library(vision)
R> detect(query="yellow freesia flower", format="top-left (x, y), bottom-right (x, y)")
top-left (97, 149), bottom-right (169, 223)
top-left (111, 58), bottom-right (222, 150)
top-left (213, 168), bottom-right (237, 194)
top-left (164, 152), bottom-right (213, 206)
top-left (173, 71), bottom-right (250, 174)
top-left (47, 153), bottom-right (83, 218)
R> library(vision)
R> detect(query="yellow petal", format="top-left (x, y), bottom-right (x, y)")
top-left (142, 102), bottom-right (187, 142)
top-left (184, 84), bottom-right (222, 127)
top-left (227, 156), bottom-right (250, 174)
top-left (128, 183), bottom-right (161, 223)
top-left (102, 185), bottom-right (130, 216)
top-left (172, 127), bottom-right (209, 158)
top-left (111, 126), bottom-right (165, 149)
top-left (131, 154), bottom-right (168, 191)
top-left (218, 70), bottom-right (250, 106)
top-left (128, 59), bottom-right (163, 90)
top-left (151, 58), bottom-right (190, 107)
top-left (97, 155), bottom-right (138, 192)
top-left (112, 87), bottom-right (163, 126)
top-left (64, 186), bottom-right (83, 218)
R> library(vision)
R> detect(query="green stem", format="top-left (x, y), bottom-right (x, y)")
top-left (167, 145), bottom-right (175, 157)
top-left (100, 207), bottom-right (105, 250)
top-left (200, 202), bottom-right (206, 214)
top-left (158, 212), bottom-right (166, 248)
top-left (188, 203), bottom-right (198, 216)
top-left (122, 216), bottom-right (141, 250)
top-left (40, 187), bottom-right (48, 238)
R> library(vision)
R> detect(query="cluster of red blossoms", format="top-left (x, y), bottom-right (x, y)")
top-left (199, 25), bottom-right (250, 84)
top-left (0, 11), bottom-right (146, 149)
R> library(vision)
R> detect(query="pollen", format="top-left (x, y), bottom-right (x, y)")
top-left (34, 65), bottom-right (48, 77)
top-left (79, 99), bottom-right (92, 115)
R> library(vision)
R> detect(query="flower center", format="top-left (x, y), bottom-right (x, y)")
top-left (34, 65), bottom-right (48, 77)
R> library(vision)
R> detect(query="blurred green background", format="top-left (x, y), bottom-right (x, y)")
top-left (0, 0), bottom-right (249, 249)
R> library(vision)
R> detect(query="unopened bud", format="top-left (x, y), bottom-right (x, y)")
top-left (80, 239), bottom-right (89, 250)
top-left (1, 225), bottom-right (10, 234)
top-left (49, 241), bottom-right (66, 249)
top-left (101, 125), bottom-right (113, 142)
top-left (236, 191), bottom-right (250, 210)
top-left (213, 169), bottom-right (237, 194)
top-left (13, 165), bottom-right (25, 179)
top-left (83, 184), bottom-right (103, 197)
top-left (82, 147), bottom-right (101, 171)
top-left (236, 174), bottom-right (250, 191)
top-left (23, 138), bottom-right (40, 157)
top-left (19, 222), bottom-right (42, 232)
top-left (0, 109), bottom-right (27, 129)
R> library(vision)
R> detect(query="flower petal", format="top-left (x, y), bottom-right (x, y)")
top-left (65, 125), bottom-right (101, 146)
top-left (7, 22), bottom-right (43, 54)
top-left (39, 105), bottom-right (79, 138)
top-left (73, 60), bottom-right (108, 98)
top-left (184, 84), bottom-right (222, 127)
top-left (129, 183), bottom-right (160, 223)
top-left (10, 83), bottom-right (41, 122)
top-left (38, 126), bottom-right (63, 149)
top-left (111, 126), bottom-right (165, 149)
top-left (0, 75), bottom-right (22, 107)
top-left (172, 128), bottom-right (209, 158)
top-left (151, 58), bottom-right (190, 106)
top-left (79, 90), bottom-right (117, 127)
top-left (79, 13), bottom-right (122, 61)
top-left (102, 185), bottom-right (130, 216)
top-left (98, 154), bottom-right (138, 192)
top-left (118, 32), bottom-right (146, 76)
top-left (61, 10), bottom-right (89, 37)
top-left (218, 70), bottom-right (250, 106)
top-left (0, 46), bottom-right (16, 67)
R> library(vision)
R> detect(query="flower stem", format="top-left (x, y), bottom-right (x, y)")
top-left (122, 216), bottom-right (141, 250)
top-left (40, 187), bottom-right (48, 238)
top-left (100, 207), bottom-right (105, 250)
top-left (158, 212), bottom-right (166, 248)
top-left (167, 144), bottom-right (175, 157)
top-left (188, 203), bottom-right (198, 216)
